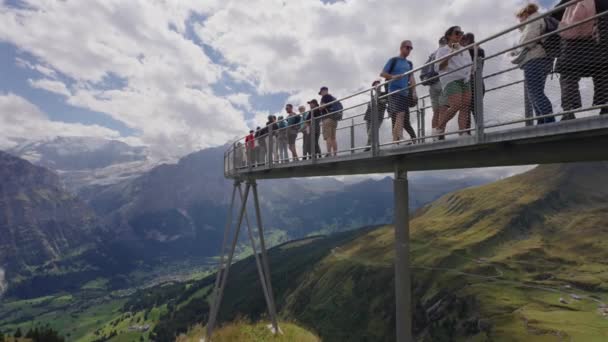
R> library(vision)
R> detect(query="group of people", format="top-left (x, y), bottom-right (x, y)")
top-left (514, 0), bottom-right (608, 125)
top-left (237, 0), bottom-right (608, 168)
top-left (244, 86), bottom-right (341, 166)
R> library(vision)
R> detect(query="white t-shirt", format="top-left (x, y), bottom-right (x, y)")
top-left (434, 45), bottom-right (472, 90)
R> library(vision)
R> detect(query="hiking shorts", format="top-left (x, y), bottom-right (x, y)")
top-left (429, 82), bottom-right (448, 110)
top-left (444, 80), bottom-right (470, 97)
top-left (287, 127), bottom-right (298, 145)
top-left (388, 92), bottom-right (408, 115)
top-left (322, 118), bottom-right (337, 140)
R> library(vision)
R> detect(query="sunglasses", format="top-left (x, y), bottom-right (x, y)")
top-left (403, 46), bottom-right (413, 50)
top-left (454, 30), bottom-right (464, 36)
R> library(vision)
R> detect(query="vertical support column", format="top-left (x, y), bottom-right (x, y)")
top-left (524, 81), bottom-right (533, 127)
top-left (267, 125), bottom-right (274, 169)
top-left (394, 168), bottom-right (412, 342)
top-left (473, 47), bottom-right (485, 142)
top-left (250, 180), bottom-right (279, 333)
top-left (371, 87), bottom-right (380, 156)
top-left (420, 98), bottom-right (427, 144)
top-left (350, 118), bottom-right (355, 154)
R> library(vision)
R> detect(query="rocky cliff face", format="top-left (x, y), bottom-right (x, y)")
top-left (0, 151), bottom-right (101, 274)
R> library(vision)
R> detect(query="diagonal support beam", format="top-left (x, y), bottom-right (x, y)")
top-left (206, 181), bottom-right (250, 340)
top-left (206, 182), bottom-right (238, 340)
top-left (237, 183), bottom-right (274, 324)
top-left (250, 180), bottom-right (280, 333)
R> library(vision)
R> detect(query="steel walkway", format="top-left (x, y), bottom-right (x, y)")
top-left (208, 2), bottom-right (608, 341)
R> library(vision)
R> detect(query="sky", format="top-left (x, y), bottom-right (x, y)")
top-left (0, 0), bottom-right (557, 159)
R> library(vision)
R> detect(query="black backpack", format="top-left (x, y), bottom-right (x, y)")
top-left (420, 54), bottom-right (439, 86)
top-left (328, 95), bottom-right (344, 121)
top-left (541, 16), bottom-right (562, 59)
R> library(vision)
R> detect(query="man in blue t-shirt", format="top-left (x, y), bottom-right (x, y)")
top-left (380, 40), bottom-right (418, 143)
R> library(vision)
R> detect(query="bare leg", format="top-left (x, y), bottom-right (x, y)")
top-left (393, 112), bottom-right (405, 142)
top-left (458, 91), bottom-right (472, 133)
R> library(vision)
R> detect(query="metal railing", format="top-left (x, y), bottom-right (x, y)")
top-left (224, 0), bottom-right (608, 177)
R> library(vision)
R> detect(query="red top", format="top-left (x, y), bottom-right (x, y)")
top-left (245, 134), bottom-right (255, 149)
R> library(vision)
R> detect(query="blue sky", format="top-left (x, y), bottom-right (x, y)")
top-left (0, 0), bottom-right (557, 157)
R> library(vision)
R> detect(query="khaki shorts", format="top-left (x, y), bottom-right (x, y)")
top-left (322, 118), bottom-right (337, 140)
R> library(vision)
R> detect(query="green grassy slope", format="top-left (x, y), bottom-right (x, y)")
top-left (3, 162), bottom-right (608, 341)
top-left (176, 321), bottom-right (319, 342)
top-left (147, 163), bottom-right (608, 341)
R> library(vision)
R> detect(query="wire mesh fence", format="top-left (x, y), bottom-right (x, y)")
top-left (224, 0), bottom-right (608, 177)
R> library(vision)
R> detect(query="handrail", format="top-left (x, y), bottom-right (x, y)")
top-left (228, 0), bottom-right (583, 147)
top-left (225, 0), bottom-right (608, 176)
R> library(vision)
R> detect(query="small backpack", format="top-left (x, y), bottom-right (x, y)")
top-left (559, 0), bottom-right (597, 40)
top-left (329, 96), bottom-right (344, 121)
top-left (541, 16), bottom-right (562, 59)
top-left (420, 53), bottom-right (439, 86)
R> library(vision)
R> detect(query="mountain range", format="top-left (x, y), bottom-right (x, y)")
top-left (0, 137), bottom-right (494, 298)
top-left (138, 162), bottom-right (608, 341)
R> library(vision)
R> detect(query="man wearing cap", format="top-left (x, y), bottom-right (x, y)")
top-left (319, 86), bottom-right (339, 157)
top-left (380, 40), bottom-right (418, 143)
top-left (307, 99), bottom-right (323, 158)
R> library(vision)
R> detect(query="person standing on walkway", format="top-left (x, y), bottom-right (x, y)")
top-left (245, 129), bottom-right (255, 166)
top-left (319, 87), bottom-right (340, 157)
top-left (461, 32), bottom-right (486, 130)
top-left (513, 4), bottom-right (555, 125)
top-left (308, 99), bottom-right (323, 158)
top-left (254, 126), bottom-right (264, 165)
top-left (364, 80), bottom-right (388, 150)
top-left (435, 26), bottom-right (473, 135)
top-left (286, 104), bottom-right (301, 161)
top-left (270, 115), bottom-right (279, 161)
top-left (553, 0), bottom-right (608, 119)
top-left (277, 115), bottom-right (289, 163)
top-left (380, 40), bottom-right (418, 143)
top-left (299, 105), bottom-right (311, 160)
top-left (421, 37), bottom-right (449, 138)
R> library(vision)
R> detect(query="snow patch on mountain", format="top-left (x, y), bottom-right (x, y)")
top-left (8, 136), bottom-right (175, 191)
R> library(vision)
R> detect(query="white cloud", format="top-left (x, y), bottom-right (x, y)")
top-left (1, 0), bottom-right (580, 159)
top-left (0, 93), bottom-right (120, 149)
top-left (0, 0), bottom-right (245, 158)
top-left (28, 78), bottom-right (71, 97)
top-left (226, 93), bottom-right (252, 111)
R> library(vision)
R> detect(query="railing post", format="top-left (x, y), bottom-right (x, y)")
top-left (421, 98), bottom-right (427, 143)
top-left (311, 111), bottom-right (317, 163)
top-left (474, 47), bottom-right (485, 142)
top-left (267, 125), bottom-right (273, 169)
top-left (371, 87), bottom-right (380, 156)
top-left (350, 118), bottom-right (355, 154)
top-left (524, 82), bottom-right (533, 127)
top-left (232, 142), bottom-right (237, 174)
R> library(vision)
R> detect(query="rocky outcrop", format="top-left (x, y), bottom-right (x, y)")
top-left (0, 151), bottom-right (102, 274)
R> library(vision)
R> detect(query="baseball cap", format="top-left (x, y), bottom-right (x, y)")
top-left (318, 86), bottom-right (328, 95)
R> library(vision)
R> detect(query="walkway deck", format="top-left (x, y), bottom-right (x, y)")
top-left (227, 115), bottom-right (608, 179)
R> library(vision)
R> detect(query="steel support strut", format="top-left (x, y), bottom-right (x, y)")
top-left (238, 183), bottom-right (274, 325)
top-left (205, 180), bottom-right (280, 341)
top-left (394, 168), bottom-right (412, 342)
top-left (250, 180), bottom-right (280, 333)
top-left (206, 181), bottom-right (243, 340)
